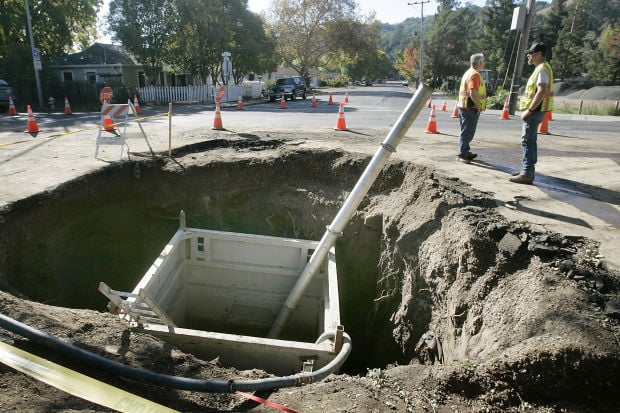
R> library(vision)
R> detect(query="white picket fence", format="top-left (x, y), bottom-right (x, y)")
top-left (138, 82), bottom-right (262, 104)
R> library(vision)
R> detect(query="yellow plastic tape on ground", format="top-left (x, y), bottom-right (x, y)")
top-left (0, 340), bottom-right (179, 413)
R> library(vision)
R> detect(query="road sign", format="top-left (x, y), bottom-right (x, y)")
top-left (100, 87), bottom-right (113, 104)
top-left (216, 86), bottom-right (226, 103)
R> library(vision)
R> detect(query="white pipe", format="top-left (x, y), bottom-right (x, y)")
top-left (268, 84), bottom-right (434, 338)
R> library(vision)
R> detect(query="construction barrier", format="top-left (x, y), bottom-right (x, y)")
top-left (334, 101), bottom-right (349, 131)
top-left (451, 100), bottom-right (459, 118)
top-left (133, 95), bottom-right (141, 114)
top-left (8, 96), bottom-right (17, 116)
top-left (212, 101), bottom-right (224, 130)
top-left (64, 96), bottom-right (72, 115)
top-left (24, 105), bottom-right (39, 133)
top-left (424, 105), bottom-right (438, 134)
top-left (95, 101), bottom-right (132, 160)
top-left (538, 111), bottom-right (551, 135)
top-left (500, 97), bottom-right (510, 120)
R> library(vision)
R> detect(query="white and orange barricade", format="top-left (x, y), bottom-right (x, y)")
top-left (95, 100), bottom-right (146, 160)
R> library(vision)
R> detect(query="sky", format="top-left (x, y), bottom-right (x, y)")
top-left (247, 0), bottom-right (487, 24)
top-left (97, 0), bottom-right (487, 42)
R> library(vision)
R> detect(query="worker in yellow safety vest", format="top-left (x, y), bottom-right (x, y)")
top-left (456, 53), bottom-right (487, 164)
top-left (510, 42), bottom-right (554, 185)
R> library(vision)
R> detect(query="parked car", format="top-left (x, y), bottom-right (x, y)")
top-left (269, 77), bottom-right (307, 101)
top-left (0, 79), bottom-right (16, 109)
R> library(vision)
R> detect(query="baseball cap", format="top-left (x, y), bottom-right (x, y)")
top-left (526, 42), bottom-right (546, 54)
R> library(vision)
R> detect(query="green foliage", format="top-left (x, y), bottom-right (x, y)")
top-left (425, 7), bottom-right (477, 83)
top-left (479, 0), bottom-right (516, 90)
top-left (108, 0), bottom-right (178, 86)
top-left (486, 87), bottom-right (509, 110)
top-left (0, 0), bottom-right (99, 83)
top-left (265, 0), bottom-right (372, 80)
top-left (587, 23), bottom-right (620, 82)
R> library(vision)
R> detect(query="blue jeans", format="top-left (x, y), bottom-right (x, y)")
top-left (521, 111), bottom-right (546, 177)
top-left (457, 109), bottom-right (480, 156)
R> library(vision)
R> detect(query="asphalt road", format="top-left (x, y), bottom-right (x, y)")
top-left (1, 84), bottom-right (619, 269)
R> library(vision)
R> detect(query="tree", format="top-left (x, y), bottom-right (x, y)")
top-left (553, 0), bottom-right (588, 80)
top-left (480, 0), bottom-right (517, 90)
top-left (587, 23), bottom-right (620, 82)
top-left (395, 46), bottom-right (419, 82)
top-left (540, 0), bottom-right (567, 53)
top-left (425, 5), bottom-right (478, 85)
top-left (265, 0), bottom-right (363, 80)
top-left (108, 0), bottom-right (178, 86)
top-left (0, 0), bottom-right (100, 86)
top-left (227, 5), bottom-right (277, 84)
top-left (172, 0), bottom-right (231, 85)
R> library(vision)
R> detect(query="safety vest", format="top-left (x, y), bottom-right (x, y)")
top-left (519, 62), bottom-right (554, 111)
top-left (457, 67), bottom-right (487, 110)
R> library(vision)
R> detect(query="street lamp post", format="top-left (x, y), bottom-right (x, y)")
top-left (25, 0), bottom-right (44, 108)
top-left (408, 1), bottom-right (430, 86)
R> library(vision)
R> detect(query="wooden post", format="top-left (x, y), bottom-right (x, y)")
top-left (168, 102), bottom-right (172, 157)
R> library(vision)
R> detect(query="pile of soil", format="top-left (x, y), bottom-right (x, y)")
top-left (0, 144), bottom-right (619, 412)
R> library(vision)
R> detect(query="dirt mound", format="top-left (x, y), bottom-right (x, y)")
top-left (1, 145), bottom-right (619, 412)
top-left (555, 83), bottom-right (620, 100)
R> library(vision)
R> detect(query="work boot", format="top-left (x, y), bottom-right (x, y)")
top-left (465, 152), bottom-right (477, 160)
top-left (457, 154), bottom-right (471, 164)
top-left (509, 174), bottom-right (534, 184)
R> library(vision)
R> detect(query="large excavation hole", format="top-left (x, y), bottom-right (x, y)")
top-left (2, 140), bottom-right (619, 410)
top-left (0, 140), bottom-right (540, 374)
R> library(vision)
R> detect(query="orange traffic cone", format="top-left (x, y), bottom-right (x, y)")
top-left (212, 101), bottom-right (224, 130)
top-left (500, 97), bottom-right (510, 120)
top-left (236, 95), bottom-right (244, 110)
top-left (548, 111), bottom-right (553, 121)
top-left (64, 96), bottom-right (72, 115)
top-left (328, 92), bottom-right (333, 105)
top-left (311, 93), bottom-right (317, 107)
top-left (451, 100), bottom-right (459, 118)
top-left (8, 96), bottom-right (17, 116)
top-left (344, 92), bottom-right (349, 103)
top-left (133, 95), bottom-right (141, 114)
top-left (334, 101), bottom-right (349, 131)
top-left (101, 101), bottom-right (116, 132)
top-left (538, 111), bottom-right (551, 135)
top-left (424, 105), bottom-right (439, 134)
top-left (24, 105), bottom-right (40, 133)
top-left (103, 116), bottom-right (115, 132)
top-left (280, 98), bottom-right (287, 109)
top-left (427, 98), bottom-right (432, 108)
top-left (441, 99), bottom-right (447, 111)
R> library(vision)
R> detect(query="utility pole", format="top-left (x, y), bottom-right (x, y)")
top-left (509, 0), bottom-right (536, 115)
top-left (408, 1), bottom-right (430, 87)
top-left (25, 0), bottom-right (44, 108)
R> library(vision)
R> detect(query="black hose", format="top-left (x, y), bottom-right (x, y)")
top-left (0, 312), bottom-right (351, 392)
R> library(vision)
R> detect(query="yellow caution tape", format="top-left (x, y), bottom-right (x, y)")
top-left (0, 340), bottom-right (179, 413)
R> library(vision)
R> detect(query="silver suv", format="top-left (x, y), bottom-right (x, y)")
top-left (269, 76), bottom-right (307, 101)
top-left (0, 79), bottom-right (16, 109)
